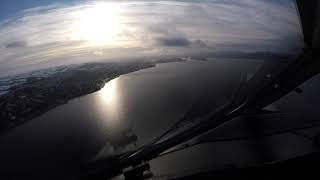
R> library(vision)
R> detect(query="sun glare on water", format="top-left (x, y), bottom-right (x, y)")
top-left (71, 3), bottom-right (123, 46)
top-left (96, 79), bottom-right (122, 126)
top-left (100, 79), bottom-right (118, 105)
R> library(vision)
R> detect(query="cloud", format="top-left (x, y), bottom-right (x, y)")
top-left (156, 37), bottom-right (191, 47)
top-left (193, 40), bottom-right (208, 48)
top-left (0, 0), bottom-right (303, 77)
top-left (5, 41), bottom-right (27, 48)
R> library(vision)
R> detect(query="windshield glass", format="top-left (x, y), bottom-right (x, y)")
top-left (0, 0), bottom-right (312, 180)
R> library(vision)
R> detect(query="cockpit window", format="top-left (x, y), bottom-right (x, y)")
top-left (1, 1), bottom-right (317, 180)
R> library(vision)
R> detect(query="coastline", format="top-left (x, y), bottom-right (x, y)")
top-left (0, 58), bottom-right (185, 135)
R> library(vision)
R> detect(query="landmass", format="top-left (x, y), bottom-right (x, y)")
top-left (0, 58), bottom-right (184, 134)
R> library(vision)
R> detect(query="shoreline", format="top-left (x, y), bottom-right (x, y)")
top-left (0, 58), bottom-right (185, 135)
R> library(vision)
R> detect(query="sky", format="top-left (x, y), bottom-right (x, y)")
top-left (0, 0), bottom-right (303, 77)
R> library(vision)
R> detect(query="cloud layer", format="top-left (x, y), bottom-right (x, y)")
top-left (0, 0), bottom-right (303, 77)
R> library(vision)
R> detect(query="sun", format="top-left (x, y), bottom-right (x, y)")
top-left (71, 3), bottom-right (123, 46)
